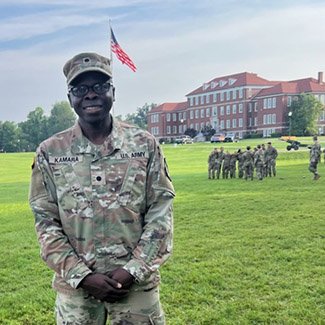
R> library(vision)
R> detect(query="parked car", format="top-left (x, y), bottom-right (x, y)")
top-left (224, 133), bottom-right (239, 142)
top-left (175, 135), bottom-right (193, 144)
top-left (210, 134), bottom-right (225, 143)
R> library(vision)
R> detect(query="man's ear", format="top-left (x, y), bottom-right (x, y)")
top-left (112, 86), bottom-right (116, 102)
top-left (67, 92), bottom-right (72, 107)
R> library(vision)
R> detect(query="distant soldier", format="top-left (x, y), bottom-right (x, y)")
top-left (254, 144), bottom-right (265, 180)
top-left (265, 141), bottom-right (278, 177)
top-left (237, 149), bottom-right (244, 179)
top-left (309, 135), bottom-right (322, 180)
top-left (229, 151), bottom-right (237, 179)
top-left (243, 146), bottom-right (254, 181)
top-left (208, 148), bottom-right (218, 179)
top-left (261, 143), bottom-right (267, 177)
top-left (216, 147), bottom-right (225, 179)
top-left (222, 151), bottom-right (231, 179)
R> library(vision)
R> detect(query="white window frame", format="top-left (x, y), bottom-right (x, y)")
top-left (173, 113), bottom-right (177, 121)
top-left (272, 97), bottom-right (276, 108)
top-left (239, 118), bottom-right (243, 127)
top-left (220, 92), bottom-right (224, 101)
top-left (190, 110), bottom-right (194, 119)
top-left (233, 89), bottom-right (237, 99)
top-left (226, 120), bottom-right (230, 129)
top-left (239, 103), bottom-right (243, 113)
top-left (195, 110), bottom-right (199, 118)
top-left (226, 105), bottom-right (230, 115)
top-left (201, 109), bottom-right (204, 118)
top-left (220, 120), bottom-right (225, 129)
top-left (226, 91), bottom-right (230, 100)
top-left (264, 99), bottom-right (267, 109)
top-left (272, 114), bottom-right (276, 124)
top-left (206, 95), bottom-right (210, 104)
top-left (239, 88), bottom-right (243, 98)
top-left (166, 113), bottom-right (170, 122)
top-left (173, 126), bottom-right (177, 134)
top-left (254, 117), bottom-right (258, 126)
top-left (206, 108), bottom-right (210, 117)
top-left (213, 93), bottom-right (217, 103)
top-left (232, 119), bottom-right (237, 128)
top-left (167, 126), bottom-right (171, 134)
top-left (232, 104), bottom-right (237, 114)
top-left (213, 107), bottom-right (217, 116)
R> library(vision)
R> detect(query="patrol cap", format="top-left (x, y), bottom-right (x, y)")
top-left (63, 52), bottom-right (112, 85)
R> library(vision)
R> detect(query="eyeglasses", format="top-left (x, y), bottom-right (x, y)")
top-left (69, 81), bottom-right (113, 97)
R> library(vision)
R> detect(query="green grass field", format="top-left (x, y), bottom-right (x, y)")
top-left (0, 139), bottom-right (324, 324)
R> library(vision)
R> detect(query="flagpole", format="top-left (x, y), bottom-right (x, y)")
top-left (109, 19), bottom-right (115, 116)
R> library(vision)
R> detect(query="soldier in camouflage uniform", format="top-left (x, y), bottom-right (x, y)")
top-left (229, 151), bottom-right (237, 179)
top-left (208, 148), bottom-right (218, 179)
top-left (222, 151), bottom-right (231, 179)
top-left (237, 149), bottom-right (244, 179)
top-left (216, 146), bottom-right (225, 179)
top-left (29, 53), bottom-right (175, 325)
top-left (265, 141), bottom-right (278, 177)
top-left (309, 135), bottom-right (322, 180)
top-left (254, 144), bottom-right (265, 180)
top-left (243, 146), bottom-right (254, 181)
top-left (261, 144), bottom-right (267, 177)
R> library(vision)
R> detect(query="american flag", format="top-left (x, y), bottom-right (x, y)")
top-left (110, 27), bottom-right (137, 72)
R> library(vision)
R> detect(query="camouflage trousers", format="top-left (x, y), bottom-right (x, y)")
top-left (238, 164), bottom-right (244, 179)
top-left (244, 165), bottom-right (253, 180)
top-left (229, 165), bottom-right (236, 178)
top-left (255, 163), bottom-right (264, 180)
top-left (55, 286), bottom-right (165, 325)
top-left (216, 163), bottom-right (222, 179)
top-left (308, 161), bottom-right (318, 175)
top-left (266, 159), bottom-right (276, 177)
top-left (208, 163), bottom-right (217, 179)
top-left (222, 165), bottom-right (230, 179)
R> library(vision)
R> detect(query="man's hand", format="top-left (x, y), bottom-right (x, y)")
top-left (109, 268), bottom-right (134, 290)
top-left (79, 273), bottom-right (129, 303)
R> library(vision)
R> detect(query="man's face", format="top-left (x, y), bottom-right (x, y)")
top-left (267, 143), bottom-right (271, 148)
top-left (68, 71), bottom-right (114, 124)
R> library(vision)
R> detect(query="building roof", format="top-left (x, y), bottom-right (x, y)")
top-left (148, 102), bottom-right (188, 113)
top-left (254, 78), bottom-right (325, 97)
top-left (186, 72), bottom-right (277, 96)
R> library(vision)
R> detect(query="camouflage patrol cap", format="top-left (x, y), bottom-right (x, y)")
top-left (63, 52), bottom-right (112, 85)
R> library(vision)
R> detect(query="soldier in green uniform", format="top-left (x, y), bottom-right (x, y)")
top-left (237, 149), bottom-right (244, 179)
top-left (29, 53), bottom-right (175, 325)
top-left (229, 151), bottom-right (237, 179)
top-left (265, 141), bottom-right (278, 177)
top-left (309, 135), bottom-right (322, 180)
top-left (243, 146), bottom-right (254, 181)
top-left (222, 151), bottom-right (231, 179)
top-left (208, 148), bottom-right (218, 179)
top-left (254, 144), bottom-right (265, 181)
top-left (216, 146), bottom-right (225, 179)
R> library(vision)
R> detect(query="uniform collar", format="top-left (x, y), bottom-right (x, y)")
top-left (71, 115), bottom-right (123, 158)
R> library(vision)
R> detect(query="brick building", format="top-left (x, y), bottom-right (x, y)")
top-left (147, 72), bottom-right (325, 141)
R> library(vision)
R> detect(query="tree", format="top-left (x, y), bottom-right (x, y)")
top-left (185, 128), bottom-right (197, 138)
top-left (290, 93), bottom-right (323, 136)
top-left (19, 107), bottom-right (49, 151)
top-left (124, 103), bottom-right (157, 130)
top-left (48, 101), bottom-right (76, 136)
top-left (0, 121), bottom-right (19, 152)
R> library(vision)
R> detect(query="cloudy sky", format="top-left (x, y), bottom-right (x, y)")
top-left (1, 0), bottom-right (325, 122)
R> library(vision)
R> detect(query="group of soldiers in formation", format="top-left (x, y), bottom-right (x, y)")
top-left (208, 142), bottom-right (278, 181)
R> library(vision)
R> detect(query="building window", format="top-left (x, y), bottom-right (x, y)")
top-left (272, 114), bottom-right (276, 124)
top-left (288, 96), bottom-right (292, 107)
top-left (173, 113), bottom-right (176, 121)
top-left (273, 97), bottom-right (276, 108)
top-left (190, 110), bottom-right (194, 119)
top-left (206, 95), bottom-right (210, 104)
top-left (195, 110), bottom-right (199, 118)
top-left (220, 92), bottom-right (224, 101)
top-left (179, 125), bottom-right (182, 133)
top-left (268, 98), bottom-right (272, 109)
top-left (254, 117), bottom-right (258, 126)
top-left (239, 88), bottom-right (243, 98)
top-left (226, 91), bottom-right (230, 100)
top-left (220, 106), bottom-right (224, 115)
top-left (201, 122), bottom-right (204, 130)
top-left (151, 114), bottom-right (159, 123)
top-left (190, 123), bottom-right (194, 129)
top-left (263, 115), bottom-right (267, 125)
top-left (151, 127), bottom-right (159, 135)
top-left (232, 119), bottom-right (237, 128)
top-left (249, 103), bottom-right (252, 112)
top-left (200, 96), bottom-right (204, 105)
top-left (179, 112), bottom-right (182, 121)
top-left (321, 95), bottom-right (325, 104)
top-left (232, 104), bottom-right (237, 114)
top-left (195, 123), bottom-right (199, 131)
top-left (166, 113), bottom-right (170, 122)
top-left (183, 112), bottom-right (186, 120)
top-left (173, 126), bottom-right (177, 134)
top-left (268, 114), bottom-right (272, 124)
top-left (195, 97), bottom-right (199, 105)
top-left (249, 88), bottom-right (252, 98)
top-left (226, 105), bottom-right (230, 115)
top-left (239, 103), bottom-right (243, 113)
top-left (320, 111), bottom-right (325, 121)
top-left (213, 107), bottom-right (217, 116)
top-left (233, 89), bottom-right (237, 99)
top-left (264, 99), bottom-right (267, 109)
top-left (201, 109), bottom-right (204, 118)
top-left (167, 126), bottom-right (171, 134)
top-left (213, 93), bottom-right (217, 102)
top-left (226, 120), bottom-right (230, 129)
top-left (190, 98), bottom-right (193, 106)
top-left (254, 102), bottom-right (258, 112)
top-left (239, 118), bottom-right (243, 127)
top-left (249, 117), bottom-right (252, 127)
top-left (220, 120), bottom-right (225, 129)
top-left (206, 108), bottom-right (210, 117)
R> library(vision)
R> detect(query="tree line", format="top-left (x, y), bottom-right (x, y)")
top-left (0, 102), bottom-right (155, 153)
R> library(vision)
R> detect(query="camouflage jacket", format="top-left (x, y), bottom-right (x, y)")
top-left (208, 151), bottom-right (217, 165)
top-left (310, 143), bottom-right (321, 163)
top-left (265, 146), bottom-right (278, 161)
top-left (254, 149), bottom-right (265, 166)
top-left (229, 154), bottom-right (237, 166)
top-left (243, 151), bottom-right (254, 167)
top-left (29, 118), bottom-right (175, 294)
top-left (216, 152), bottom-right (225, 165)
